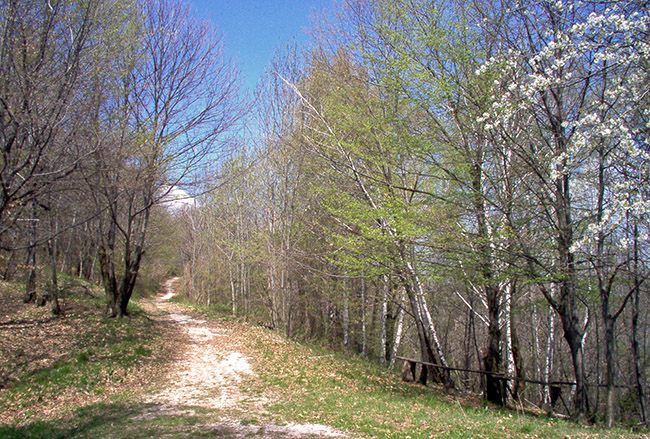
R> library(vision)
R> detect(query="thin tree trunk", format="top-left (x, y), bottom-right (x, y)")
top-left (544, 306), bottom-right (556, 411)
top-left (47, 237), bottom-right (61, 315)
top-left (403, 261), bottom-right (454, 389)
top-left (380, 276), bottom-right (388, 365)
top-left (23, 244), bottom-right (37, 304)
top-left (389, 287), bottom-right (406, 369)
top-left (558, 171), bottom-right (589, 418)
top-left (361, 278), bottom-right (367, 356)
top-left (510, 294), bottom-right (523, 400)
top-left (631, 223), bottom-right (647, 426)
top-left (464, 298), bottom-right (475, 386)
top-left (88, 245), bottom-right (98, 282)
top-left (504, 285), bottom-right (515, 380)
top-left (23, 203), bottom-right (38, 303)
top-left (228, 259), bottom-right (236, 315)
top-left (603, 310), bottom-right (616, 427)
top-left (343, 283), bottom-right (350, 348)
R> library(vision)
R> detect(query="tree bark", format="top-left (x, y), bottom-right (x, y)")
top-left (630, 223), bottom-right (647, 426)
top-left (401, 261), bottom-right (455, 389)
top-left (22, 203), bottom-right (38, 303)
top-left (484, 283), bottom-right (504, 405)
top-left (46, 206), bottom-right (62, 315)
top-left (23, 244), bottom-right (37, 304)
top-left (380, 276), bottom-right (388, 365)
top-left (544, 306), bottom-right (556, 411)
top-left (47, 237), bottom-right (61, 316)
top-left (389, 297), bottom-right (405, 369)
top-left (559, 308), bottom-right (589, 418)
top-left (603, 308), bottom-right (616, 427)
top-left (361, 278), bottom-right (367, 356)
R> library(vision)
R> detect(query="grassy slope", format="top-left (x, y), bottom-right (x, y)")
top-left (0, 287), bottom-right (646, 439)
top-left (245, 325), bottom-right (645, 439)
top-left (0, 280), bottom-right (170, 438)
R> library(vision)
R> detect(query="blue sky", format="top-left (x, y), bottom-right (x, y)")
top-left (190, 0), bottom-right (332, 91)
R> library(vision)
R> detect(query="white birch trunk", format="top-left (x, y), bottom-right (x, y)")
top-left (532, 303), bottom-right (542, 401)
top-left (544, 306), bottom-right (556, 408)
top-left (361, 278), bottom-right (367, 356)
top-left (389, 286), bottom-right (406, 369)
top-left (343, 284), bottom-right (350, 348)
top-left (407, 261), bottom-right (450, 368)
top-left (229, 262), bottom-right (236, 315)
top-left (502, 283), bottom-right (515, 401)
top-left (380, 276), bottom-right (388, 365)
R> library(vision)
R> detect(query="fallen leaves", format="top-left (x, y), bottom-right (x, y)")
top-left (0, 283), bottom-right (170, 426)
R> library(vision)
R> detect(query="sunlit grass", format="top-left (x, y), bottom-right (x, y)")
top-left (247, 326), bottom-right (643, 439)
top-left (2, 282), bottom-right (646, 439)
top-left (0, 282), bottom-right (166, 428)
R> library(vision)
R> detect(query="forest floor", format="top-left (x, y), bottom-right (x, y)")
top-left (0, 278), bottom-right (647, 438)
top-left (0, 278), bottom-right (347, 438)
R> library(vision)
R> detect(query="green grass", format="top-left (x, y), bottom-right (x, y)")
top-left (4, 320), bottom-right (161, 409)
top-left (0, 402), bottom-right (214, 439)
top-left (0, 283), bottom-right (167, 431)
top-left (3, 284), bottom-right (647, 439)
top-left (170, 293), bottom-right (240, 321)
top-left (247, 329), bottom-right (645, 439)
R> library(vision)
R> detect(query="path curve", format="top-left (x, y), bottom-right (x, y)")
top-left (139, 277), bottom-right (346, 438)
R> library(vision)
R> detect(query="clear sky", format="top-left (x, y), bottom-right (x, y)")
top-left (189, 0), bottom-right (332, 91)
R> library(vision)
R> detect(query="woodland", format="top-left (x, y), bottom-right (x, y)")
top-left (1, 0), bottom-right (649, 429)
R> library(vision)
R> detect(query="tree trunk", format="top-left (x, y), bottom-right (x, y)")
top-left (544, 306), bottom-right (556, 411)
top-left (510, 301), bottom-right (523, 400)
top-left (389, 300), bottom-right (405, 369)
top-left (557, 171), bottom-right (589, 418)
top-left (380, 277), bottom-right (388, 365)
top-left (484, 284), bottom-right (504, 405)
top-left (401, 263), bottom-right (454, 389)
top-left (47, 237), bottom-right (61, 316)
top-left (471, 158), bottom-right (504, 405)
top-left (22, 203), bottom-right (38, 303)
top-left (560, 309), bottom-right (589, 418)
top-left (603, 309), bottom-right (616, 427)
top-left (228, 260), bottom-right (236, 315)
top-left (99, 245), bottom-right (117, 315)
top-left (343, 284), bottom-right (350, 348)
top-left (630, 223), bottom-right (647, 426)
top-left (361, 278), bottom-right (367, 356)
top-left (23, 244), bottom-right (37, 304)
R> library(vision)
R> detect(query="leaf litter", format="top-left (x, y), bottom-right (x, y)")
top-left (1, 278), bottom-right (347, 437)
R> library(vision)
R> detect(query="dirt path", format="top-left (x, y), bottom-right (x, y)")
top-left (139, 278), bottom-right (346, 438)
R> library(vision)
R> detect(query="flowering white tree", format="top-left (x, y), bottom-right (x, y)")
top-left (477, 0), bottom-right (650, 420)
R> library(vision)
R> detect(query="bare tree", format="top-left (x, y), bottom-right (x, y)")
top-left (0, 0), bottom-right (106, 243)
top-left (86, 0), bottom-right (245, 317)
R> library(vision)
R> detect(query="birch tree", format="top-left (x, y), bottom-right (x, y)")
top-left (292, 47), bottom-right (456, 386)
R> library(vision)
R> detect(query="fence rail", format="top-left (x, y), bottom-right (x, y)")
top-left (396, 356), bottom-right (637, 389)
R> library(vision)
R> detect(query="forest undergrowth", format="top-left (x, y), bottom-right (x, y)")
top-left (0, 280), bottom-right (646, 438)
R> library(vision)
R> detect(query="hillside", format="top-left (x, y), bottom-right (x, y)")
top-left (0, 279), bottom-right (646, 438)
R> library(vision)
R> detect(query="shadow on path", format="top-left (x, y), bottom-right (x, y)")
top-left (1, 400), bottom-right (344, 439)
